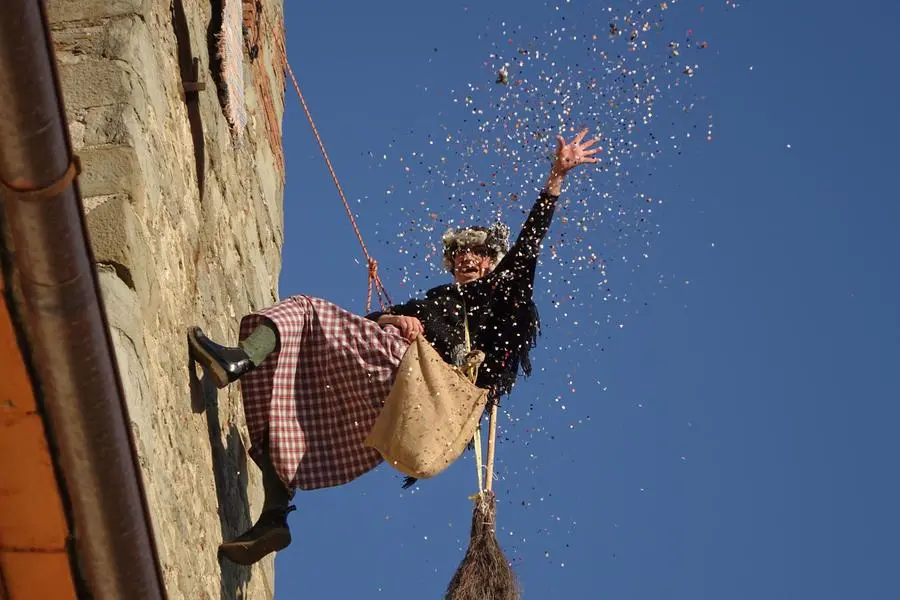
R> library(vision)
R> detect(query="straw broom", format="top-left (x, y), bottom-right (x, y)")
top-left (444, 400), bottom-right (520, 600)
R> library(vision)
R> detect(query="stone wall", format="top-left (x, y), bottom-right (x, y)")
top-left (47, 1), bottom-right (286, 598)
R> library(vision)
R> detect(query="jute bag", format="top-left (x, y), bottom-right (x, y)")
top-left (365, 334), bottom-right (489, 480)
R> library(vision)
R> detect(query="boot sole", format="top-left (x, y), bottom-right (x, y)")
top-left (187, 327), bottom-right (230, 389)
top-left (219, 529), bottom-right (291, 565)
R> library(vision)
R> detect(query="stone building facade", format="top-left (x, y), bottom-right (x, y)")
top-left (47, 1), bottom-right (286, 598)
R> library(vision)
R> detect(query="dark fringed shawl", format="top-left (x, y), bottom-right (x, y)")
top-left (485, 298), bottom-right (541, 399)
top-left (365, 285), bottom-right (542, 399)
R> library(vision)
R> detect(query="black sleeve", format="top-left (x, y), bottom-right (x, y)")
top-left (492, 188), bottom-right (559, 283)
top-left (364, 297), bottom-right (424, 323)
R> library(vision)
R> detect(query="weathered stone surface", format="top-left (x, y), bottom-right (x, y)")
top-left (97, 265), bottom-right (154, 452)
top-left (77, 145), bottom-right (143, 199)
top-left (84, 194), bottom-right (148, 292)
top-left (82, 104), bottom-right (131, 147)
top-left (47, 0), bottom-right (150, 24)
top-left (57, 60), bottom-right (133, 109)
top-left (49, 1), bottom-right (286, 598)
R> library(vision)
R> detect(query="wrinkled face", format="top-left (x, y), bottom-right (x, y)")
top-left (452, 246), bottom-right (493, 284)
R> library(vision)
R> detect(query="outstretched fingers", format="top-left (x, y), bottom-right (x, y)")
top-left (552, 129), bottom-right (602, 172)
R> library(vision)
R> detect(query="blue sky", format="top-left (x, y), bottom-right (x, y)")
top-left (272, 1), bottom-right (900, 598)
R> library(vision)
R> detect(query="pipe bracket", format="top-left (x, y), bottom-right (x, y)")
top-left (0, 157), bottom-right (81, 199)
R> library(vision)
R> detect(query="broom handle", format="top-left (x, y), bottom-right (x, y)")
top-left (485, 401), bottom-right (499, 492)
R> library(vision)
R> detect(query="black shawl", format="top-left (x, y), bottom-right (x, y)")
top-left (367, 189), bottom-right (559, 399)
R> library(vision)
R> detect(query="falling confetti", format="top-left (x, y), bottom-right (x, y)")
top-left (367, 1), bottom-right (713, 328)
top-left (496, 65), bottom-right (510, 85)
top-left (358, 0), bottom-right (737, 575)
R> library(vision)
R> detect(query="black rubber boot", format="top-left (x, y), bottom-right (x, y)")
top-left (187, 326), bottom-right (254, 389)
top-left (219, 505), bottom-right (296, 566)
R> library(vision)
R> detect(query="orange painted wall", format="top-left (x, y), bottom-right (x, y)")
top-left (0, 270), bottom-right (77, 599)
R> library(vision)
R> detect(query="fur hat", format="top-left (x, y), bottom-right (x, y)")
top-left (441, 222), bottom-right (511, 273)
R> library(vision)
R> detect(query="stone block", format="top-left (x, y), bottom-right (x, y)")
top-left (50, 23), bottom-right (107, 58)
top-left (78, 145), bottom-right (143, 200)
top-left (84, 194), bottom-right (149, 294)
top-left (83, 104), bottom-right (130, 147)
top-left (68, 118), bottom-right (86, 150)
top-left (47, 0), bottom-right (150, 24)
top-left (52, 15), bottom-right (145, 67)
top-left (58, 60), bottom-right (132, 109)
top-left (96, 267), bottom-right (154, 458)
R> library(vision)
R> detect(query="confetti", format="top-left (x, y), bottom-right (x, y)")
top-left (496, 65), bottom-right (510, 85)
top-left (359, 1), bottom-right (732, 565)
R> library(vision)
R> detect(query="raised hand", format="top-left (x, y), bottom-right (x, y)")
top-left (546, 127), bottom-right (601, 195)
top-left (553, 128), bottom-right (602, 174)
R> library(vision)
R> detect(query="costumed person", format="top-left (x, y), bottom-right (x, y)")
top-left (187, 129), bottom-right (600, 565)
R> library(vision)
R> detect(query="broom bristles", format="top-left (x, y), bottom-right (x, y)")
top-left (445, 492), bottom-right (520, 600)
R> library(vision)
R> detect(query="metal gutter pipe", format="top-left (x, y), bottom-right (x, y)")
top-left (0, 2), bottom-right (166, 598)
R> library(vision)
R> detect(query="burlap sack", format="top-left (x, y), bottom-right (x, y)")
top-left (365, 334), bottom-right (488, 479)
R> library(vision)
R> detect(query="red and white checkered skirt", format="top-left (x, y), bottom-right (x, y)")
top-left (238, 295), bottom-right (410, 490)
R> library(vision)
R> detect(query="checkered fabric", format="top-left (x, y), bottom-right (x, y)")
top-left (238, 296), bottom-right (410, 490)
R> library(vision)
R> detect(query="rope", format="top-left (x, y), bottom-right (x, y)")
top-left (461, 305), bottom-right (499, 497)
top-left (257, 8), bottom-right (504, 499)
top-left (261, 9), bottom-right (391, 312)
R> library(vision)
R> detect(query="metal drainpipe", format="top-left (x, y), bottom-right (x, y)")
top-left (0, 2), bottom-right (166, 599)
